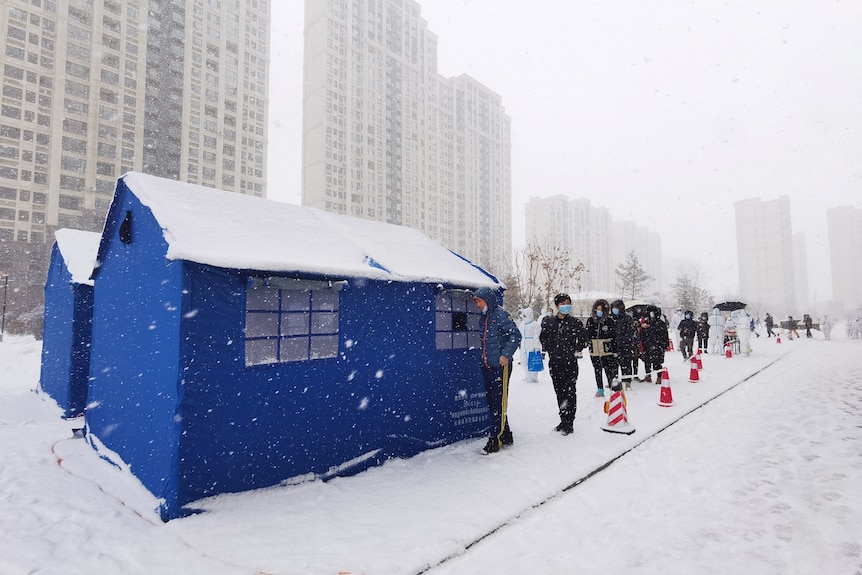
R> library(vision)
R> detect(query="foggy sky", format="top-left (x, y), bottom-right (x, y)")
top-left (266, 1), bottom-right (862, 301)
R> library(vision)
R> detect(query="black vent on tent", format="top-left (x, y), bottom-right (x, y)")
top-left (119, 210), bottom-right (132, 244)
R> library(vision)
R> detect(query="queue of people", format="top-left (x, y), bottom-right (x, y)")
top-left (485, 292), bottom-right (675, 448)
top-left (476, 286), bottom-right (852, 455)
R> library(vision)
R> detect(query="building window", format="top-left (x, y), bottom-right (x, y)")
top-left (0, 167), bottom-right (19, 180)
top-left (435, 289), bottom-right (482, 350)
top-left (58, 194), bottom-right (82, 209)
top-left (244, 278), bottom-right (342, 366)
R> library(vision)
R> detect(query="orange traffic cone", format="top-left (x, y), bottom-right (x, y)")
top-left (658, 372), bottom-right (674, 407)
top-left (724, 341), bottom-right (733, 358)
top-left (688, 356), bottom-right (700, 382)
top-left (667, 339), bottom-right (675, 352)
top-left (601, 380), bottom-right (635, 435)
top-left (662, 366), bottom-right (670, 381)
top-left (695, 347), bottom-right (703, 370)
top-left (776, 332), bottom-right (781, 344)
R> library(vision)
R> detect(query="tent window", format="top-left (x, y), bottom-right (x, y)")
top-left (245, 285), bottom-right (340, 366)
top-left (435, 290), bottom-right (482, 350)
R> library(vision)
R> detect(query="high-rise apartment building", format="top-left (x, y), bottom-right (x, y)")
top-left (524, 195), bottom-right (637, 295)
top-left (827, 206), bottom-right (862, 313)
top-left (301, 0), bottom-right (512, 275)
top-left (0, 0), bottom-right (270, 331)
top-left (734, 196), bottom-right (798, 315)
top-left (793, 232), bottom-right (809, 312)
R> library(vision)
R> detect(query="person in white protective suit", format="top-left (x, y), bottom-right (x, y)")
top-left (732, 309), bottom-right (752, 356)
top-left (822, 315), bottom-right (833, 340)
top-left (518, 308), bottom-right (543, 382)
top-left (708, 308), bottom-right (725, 354)
top-left (670, 307), bottom-right (684, 350)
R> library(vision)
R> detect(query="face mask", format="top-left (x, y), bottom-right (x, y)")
top-left (612, 308), bottom-right (620, 316)
top-left (685, 314), bottom-right (691, 319)
top-left (595, 309), bottom-right (603, 318)
top-left (481, 307), bottom-right (488, 315)
top-left (650, 312), bottom-right (656, 319)
top-left (559, 304), bottom-right (573, 315)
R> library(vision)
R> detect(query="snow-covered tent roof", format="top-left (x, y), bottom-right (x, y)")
top-left (54, 228), bottom-right (101, 286)
top-left (103, 172), bottom-right (500, 289)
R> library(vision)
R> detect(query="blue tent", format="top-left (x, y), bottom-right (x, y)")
top-left (39, 229), bottom-right (100, 418)
top-left (87, 172), bottom-right (506, 520)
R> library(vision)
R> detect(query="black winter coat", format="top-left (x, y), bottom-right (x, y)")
top-left (678, 318), bottom-right (698, 339)
top-left (641, 317), bottom-right (669, 353)
top-left (614, 314), bottom-right (639, 356)
top-left (540, 315), bottom-right (587, 367)
top-left (696, 319), bottom-right (710, 338)
top-left (586, 315), bottom-right (617, 356)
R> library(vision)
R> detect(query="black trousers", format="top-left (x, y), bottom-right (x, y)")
top-left (645, 350), bottom-right (665, 378)
top-left (481, 364), bottom-right (512, 446)
top-left (680, 337), bottom-right (694, 358)
top-left (618, 352), bottom-right (637, 382)
top-left (590, 355), bottom-right (618, 389)
top-left (549, 361), bottom-right (578, 426)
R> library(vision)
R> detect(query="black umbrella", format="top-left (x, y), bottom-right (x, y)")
top-left (713, 301), bottom-right (747, 312)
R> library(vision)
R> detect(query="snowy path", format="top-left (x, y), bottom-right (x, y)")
top-left (430, 338), bottom-right (862, 575)
top-left (1, 333), bottom-right (860, 574)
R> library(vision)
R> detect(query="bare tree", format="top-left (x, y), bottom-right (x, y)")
top-left (614, 250), bottom-right (654, 299)
top-left (509, 245), bottom-right (542, 311)
top-left (509, 240), bottom-right (587, 316)
top-left (532, 240), bottom-right (587, 309)
top-left (670, 266), bottom-right (713, 313)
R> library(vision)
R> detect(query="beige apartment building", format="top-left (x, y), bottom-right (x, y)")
top-left (827, 206), bottom-right (862, 314)
top-left (525, 195), bottom-right (661, 296)
top-left (0, 0), bottom-right (269, 332)
top-left (301, 0), bottom-right (511, 276)
top-left (734, 196), bottom-right (800, 316)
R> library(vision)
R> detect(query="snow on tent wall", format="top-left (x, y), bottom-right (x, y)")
top-left (87, 185), bottom-right (185, 512)
top-left (39, 239), bottom-right (94, 418)
top-left (86, 175), bottom-right (498, 520)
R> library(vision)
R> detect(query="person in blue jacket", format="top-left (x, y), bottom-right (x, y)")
top-left (473, 286), bottom-right (522, 454)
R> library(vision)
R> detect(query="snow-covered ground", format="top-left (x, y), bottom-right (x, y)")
top-left (1, 328), bottom-right (860, 575)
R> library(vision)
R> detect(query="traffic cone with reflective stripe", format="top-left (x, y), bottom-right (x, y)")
top-left (658, 370), bottom-right (674, 407)
top-left (688, 356), bottom-right (700, 383)
top-left (601, 379), bottom-right (635, 435)
top-left (695, 347), bottom-right (703, 370)
top-left (776, 332), bottom-right (781, 344)
top-left (724, 340), bottom-right (733, 358)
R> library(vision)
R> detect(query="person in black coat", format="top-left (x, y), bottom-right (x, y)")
top-left (586, 299), bottom-right (618, 397)
top-left (540, 293), bottom-right (587, 435)
top-left (640, 305), bottom-right (669, 383)
top-left (696, 312), bottom-right (710, 353)
top-left (611, 299), bottom-right (639, 390)
top-left (677, 310), bottom-right (698, 360)
top-left (764, 313), bottom-right (775, 337)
